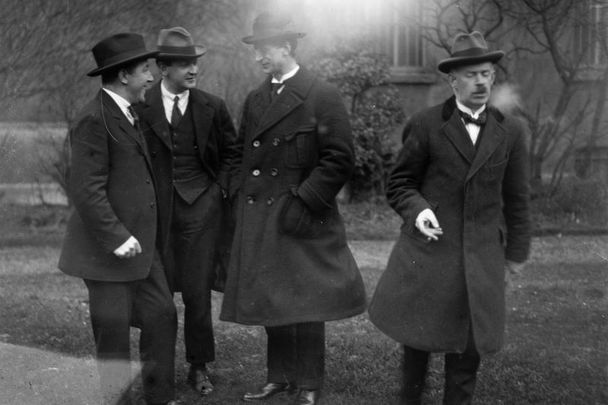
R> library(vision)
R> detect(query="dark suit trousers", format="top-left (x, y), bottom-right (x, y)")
top-left (169, 186), bottom-right (222, 366)
top-left (84, 253), bottom-right (177, 404)
top-left (265, 322), bottom-right (325, 390)
top-left (401, 325), bottom-right (481, 405)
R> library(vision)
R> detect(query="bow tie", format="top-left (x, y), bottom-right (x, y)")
top-left (458, 110), bottom-right (486, 126)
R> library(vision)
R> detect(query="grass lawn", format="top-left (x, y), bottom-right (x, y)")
top-left (0, 229), bottom-right (606, 404)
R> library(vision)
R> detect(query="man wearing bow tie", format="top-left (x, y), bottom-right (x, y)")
top-left (369, 31), bottom-right (531, 404)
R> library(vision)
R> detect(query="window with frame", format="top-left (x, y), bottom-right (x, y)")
top-left (574, 0), bottom-right (608, 68)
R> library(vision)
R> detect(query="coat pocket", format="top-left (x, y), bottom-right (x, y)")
top-left (278, 191), bottom-right (329, 239)
top-left (284, 125), bottom-right (316, 168)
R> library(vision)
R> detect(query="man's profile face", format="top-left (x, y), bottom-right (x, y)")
top-left (253, 41), bottom-right (288, 77)
top-left (160, 58), bottom-right (199, 94)
top-left (449, 62), bottom-right (495, 110)
top-left (124, 60), bottom-right (154, 103)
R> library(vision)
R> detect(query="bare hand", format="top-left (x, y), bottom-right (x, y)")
top-left (415, 208), bottom-right (443, 241)
top-left (113, 236), bottom-right (142, 258)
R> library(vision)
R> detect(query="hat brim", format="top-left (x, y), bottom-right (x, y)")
top-left (156, 45), bottom-right (207, 59)
top-left (242, 32), bottom-right (306, 44)
top-left (87, 50), bottom-right (159, 77)
top-left (437, 51), bottom-right (504, 73)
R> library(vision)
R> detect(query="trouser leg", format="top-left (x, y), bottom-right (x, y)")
top-left (84, 279), bottom-right (135, 405)
top-left (265, 325), bottom-right (297, 384)
top-left (133, 253), bottom-right (178, 404)
top-left (401, 345), bottom-right (430, 405)
top-left (294, 322), bottom-right (325, 390)
top-left (443, 327), bottom-right (481, 405)
top-left (172, 190), bottom-right (220, 366)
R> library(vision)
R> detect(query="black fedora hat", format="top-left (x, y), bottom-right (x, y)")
top-left (87, 33), bottom-right (158, 77)
top-left (242, 12), bottom-right (305, 44)
top-left (156, 27), bottom-right (206, 59)
top-left (437, 31), bottom-right (504, 74)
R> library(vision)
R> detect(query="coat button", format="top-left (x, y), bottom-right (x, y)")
top-left (146, 179), bottom-right (151, 184)
top-left (246, 195), bottom-right (256, 204)
top-left (150, 202), bottom-right (155, 208)
top-left (267, 197), bottom-right (274, 205)
top-left (253, 140), bottom-right (261, 147)
top-left (252, 169), bottom-right (261, 176)
top-left (271, 168), bottom-right (279, 176)
top-left (272, 138), bottom-right (280, 146)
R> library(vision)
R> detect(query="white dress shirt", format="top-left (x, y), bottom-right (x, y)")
top-left (271, 65), bottom-right (300, 95)
top-left (456, 99), bottom-right (486, 145)
top-left (103, 88), bottom-right (136, 126)
top-left (161, 80), bottom-right (190, 123)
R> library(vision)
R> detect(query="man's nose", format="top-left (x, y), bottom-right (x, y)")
top-left (188, 63), bottom-right (198, 74)
top-left (254, 50), bottom-right (264, 61)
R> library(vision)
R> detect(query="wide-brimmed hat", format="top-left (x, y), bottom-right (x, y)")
top-left (242, 12), bottom-right (306, 44)
top-left (156, 27), bottom-right (206, 59)
top-left (437, 31), bottom-right (504, 73)
top-left (87, 33), bottom-right (158, 77)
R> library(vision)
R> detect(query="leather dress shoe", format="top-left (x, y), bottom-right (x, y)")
top-left (243, 382), bottom-right (297, 401)
top-left (294, 389), bottom-right (320, 405)
top-left (187, 365), bottom-right (214, 396)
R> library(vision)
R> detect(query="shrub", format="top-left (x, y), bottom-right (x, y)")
top-left (309, 41), bottom-right (405, 201)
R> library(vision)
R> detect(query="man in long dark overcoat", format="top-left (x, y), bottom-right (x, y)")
top-left (219, 12), bottom-right (366, 405)
top-left (138, 27), bottom-right (239, 397)
top-left (58, 33), bottom-right (178, 405)
top-left (368, 31), bottom-right (531, 404)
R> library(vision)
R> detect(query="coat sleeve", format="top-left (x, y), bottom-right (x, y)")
top-left (296, 84), bottom-right (355, 212)
top-left (68, 115), bottom-right (131, 252)
top-left (386, 116), bottom-right (433, 226)
top-left (215, 99), bottom-right (242, 196)
top-left (502, 121), bottom-right (531, 263)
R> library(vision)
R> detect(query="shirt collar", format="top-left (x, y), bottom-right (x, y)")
top-left (102, 88), bottom-right (134, 123)
top-left (456, 99), bottom-right (486, 119)
top-left (271, 65), bottom-right (300, 84)
top-left (161, 80), bottom-right (190, 103)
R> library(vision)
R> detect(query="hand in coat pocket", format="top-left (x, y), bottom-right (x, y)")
top-left (279, 194), bottom-right (326, 239)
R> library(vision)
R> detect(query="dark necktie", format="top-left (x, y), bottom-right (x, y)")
top-left (270, 82), bottom-right (282, 101)
top-left (171, 95), bottom-right (182, 127)
top-left (458, 109), bottom-right (487, 126)
top-left (127, 105), bottom-right (139, 130)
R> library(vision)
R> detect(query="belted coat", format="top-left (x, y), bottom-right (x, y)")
top-left (368, 96), bottom-right (531, 355)
top-left (219, 67), bottom-right (367, 326)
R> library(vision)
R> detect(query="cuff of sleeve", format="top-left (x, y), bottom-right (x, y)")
top-left (297, 182), bottom-right (333, 213)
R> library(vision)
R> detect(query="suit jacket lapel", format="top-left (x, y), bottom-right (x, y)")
top-left (253, 68), bottom-right (315, 138)
top-left (465, 111), bottom-right (504, 182)
top-left (190, 90), bottom-right (214, 156)
top-left (143, 83), bottom-right (172, 149)
top-left (101, 91), bottom-right (154, 172)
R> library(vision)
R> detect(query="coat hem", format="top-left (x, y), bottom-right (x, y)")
top-left (220, 304), bottom-right (367, 326)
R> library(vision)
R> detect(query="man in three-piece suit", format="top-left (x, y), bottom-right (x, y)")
top-left (138, 27), bottom-right (239, 397)
top-left (369, 32), bottom-right (531, 404)
top-left (220, 13), bottom-right (366, 405)
top-left (58, 33), bottom-right (179, 405)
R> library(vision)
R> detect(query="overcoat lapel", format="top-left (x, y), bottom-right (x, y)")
top-left (441, 113), bottom-right (476, 164)
top-left (143, 83), bottom-right (172, 150)
top-left (253, 68), bottom-right (315, 138)
top-left (465, 111), bottom-right (504, 182)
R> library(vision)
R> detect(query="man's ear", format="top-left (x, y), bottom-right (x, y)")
top-left (118, 69), bottom-right (128, 85)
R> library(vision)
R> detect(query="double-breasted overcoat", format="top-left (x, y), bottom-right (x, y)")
top-left (368, 96), bottom-right (531, 355)
top-left (220, 68), bottom-right (367, 326)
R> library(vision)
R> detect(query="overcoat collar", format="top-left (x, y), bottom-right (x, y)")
top-left (143, 81), bottom-right (214, 153)
top-left (251, 67), bottom-right (316, 138)
top-left (439, 96), bottom-right (506, 182)
top-left (99, 90), bottom-right (153, 170)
